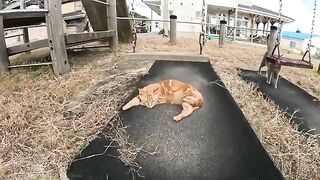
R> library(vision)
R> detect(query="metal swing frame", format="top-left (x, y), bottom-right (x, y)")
top-left (128, 0), bottom-right (208, 60)
top-left (266, 0), bottom-right (316, 70)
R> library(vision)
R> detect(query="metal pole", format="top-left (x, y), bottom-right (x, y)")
top-left (162, 0), bottom-right (169, 36)
top-left (108, 0), bottom-right (118, 51)
top-left (170, 15), bottom-right (177, 44)
top-left (233, 7), bottom-right (238, 41)
top-left (219, 20), bottom-right (227, 47)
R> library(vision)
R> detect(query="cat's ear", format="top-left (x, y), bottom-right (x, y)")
top-left (138, 88), bottom-right (143, 94)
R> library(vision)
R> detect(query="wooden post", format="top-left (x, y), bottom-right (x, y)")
top-left (227, 10), bottom-right (231, 26)
top-left (250, 15), bottom-right (255, 43)
top-left (107, 0), bottom-right (118, 51)
top-left (45, 0), bottom-right (70, 75)
top-left (219, 20), bottom-right (227, 47)
top-left (0, 16), bottom-right (9, 72)
top-left (170, 15), bottom-right (177, 44)
top-left (233, 7), bottom-right (238, 41)
top-left (0, 0), bottom-right (3, 10)
top-left (20, 0), bottom-right (30, 44)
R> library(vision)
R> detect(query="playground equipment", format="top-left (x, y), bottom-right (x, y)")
top-left (265, 0), bottom-right (317, 70)
top-left (0, 0), bottom-right (118, 75)
top-left (68, 60), bottom-right (283, 179)
top-left (239, 69), bottom-right (320, 143)
top-left (125, 0), bottom-right (207, 56)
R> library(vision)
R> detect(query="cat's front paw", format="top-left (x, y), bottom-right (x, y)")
top-left (122, 105), bottom-right (130, 110)
top-left (173, 116), bottom-right (182, 121)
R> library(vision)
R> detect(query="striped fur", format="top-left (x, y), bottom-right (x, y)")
top-left (122, 80), bottom-right (203, 121)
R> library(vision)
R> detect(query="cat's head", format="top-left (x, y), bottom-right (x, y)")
top-left (138, 88), bottom-right (159, 108)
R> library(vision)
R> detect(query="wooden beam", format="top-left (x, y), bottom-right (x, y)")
top-left (5, 33), bottom-right (23, 39)
top-left (4, 24), bottom-right (46, 31)
top-left (127, 52), bottom-right (210, 62)
top-left (65, 31), bottom-right (116, 45)
top-left (81, 0), bottom-right (108, 31)
top-left (3, 0), bottom-right (31, 10)
top-left (0, 15), bottom-right (9, 72)
top-left (62, 0), bottom-right (80, 4)
top-left (45, 0), bottom-right (70, 75)
top-left (0, 9), bottom-right (48, 19)
top-left (7, 39), bottom-right (48, 55)
top-left (107, 0), bottom-right (118, 51)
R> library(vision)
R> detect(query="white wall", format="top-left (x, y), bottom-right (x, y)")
top-left (281, 37), bottom-right (320, 56)
top-left (155, 0), bottom-right (205, 33)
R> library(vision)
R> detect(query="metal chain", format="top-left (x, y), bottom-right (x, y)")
top-left (131, 0), bottom-right (137, 53)
top-left (308, 0), bottom-right (317, 51)
top-left (277, 0), bottom-right (283, 43)
top-left (201, 0), bottom-right (206, 32)
top-left (199, 0), bottom-right (206, 55)
top-left (302, 0), bottom-right (317, 63)
top-left (272, 0), bottom-right (283, 59)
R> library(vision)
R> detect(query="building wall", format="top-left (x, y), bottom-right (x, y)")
top-left (281, 37), bottom-right (320, 56)
top-left (152, 0), bottom-right (206, 33)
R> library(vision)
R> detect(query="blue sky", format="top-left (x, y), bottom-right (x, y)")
top-left (128, 0), bottom-right (320, 35)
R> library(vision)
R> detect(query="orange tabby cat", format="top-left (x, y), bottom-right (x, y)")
top-left (122, 80), bottom-right (203, 121)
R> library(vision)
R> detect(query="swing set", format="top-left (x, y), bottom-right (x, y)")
top-left (266, 0), bottom-right (317, 70)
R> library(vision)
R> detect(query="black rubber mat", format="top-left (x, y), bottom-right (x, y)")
top-left (238, 69), bottom-right (320, 137)
top-left (67, 61), bottom-right (282, 180)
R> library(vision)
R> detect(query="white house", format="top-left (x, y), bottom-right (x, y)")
top-left (143, 0), bottom-right (294, 40)
top-left (281, 31), bottom-right (320, 56)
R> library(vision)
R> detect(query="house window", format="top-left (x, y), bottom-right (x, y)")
top-left (290, 41), bottom-right (296, 48)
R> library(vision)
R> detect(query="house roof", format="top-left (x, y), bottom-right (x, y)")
top-left (238, 4), bottom-right (294, 23)
top-left (142, 1), bottom-right (294, 23)
top-left (282, 31), bottom-right (320, 40)
top-left (142, 0), bottom-right (161, 15)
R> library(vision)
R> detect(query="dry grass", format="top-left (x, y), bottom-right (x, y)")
top-left (0, 34), bottom-right (319, 180)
